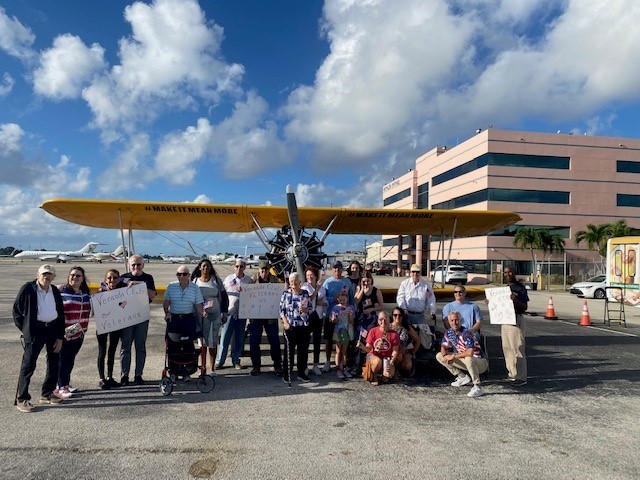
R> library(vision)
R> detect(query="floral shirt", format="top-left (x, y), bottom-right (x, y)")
top-left (280, 289), bottom-right (310, 327)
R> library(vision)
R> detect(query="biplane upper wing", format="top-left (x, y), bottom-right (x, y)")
top-left (41, 199), bottom-right (521, 236)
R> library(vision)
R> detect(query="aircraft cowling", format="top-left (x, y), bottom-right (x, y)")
top-left (265, 226), bottom-right (326, 277)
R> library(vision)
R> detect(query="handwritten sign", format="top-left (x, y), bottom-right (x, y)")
top-left (485, 287), bottom-right (516, 325)
top-left (91, 283), bottom-right (151, 334)
top-left (239, 284), bottom-right (286, 319)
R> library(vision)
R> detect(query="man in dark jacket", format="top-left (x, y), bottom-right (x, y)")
top-left (13, 264), bottom-right (66, 412)
top-left (248, 260), bottom-right (284, 376)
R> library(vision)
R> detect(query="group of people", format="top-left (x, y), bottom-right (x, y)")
top-left (13, 256), bottom-right (528, 412)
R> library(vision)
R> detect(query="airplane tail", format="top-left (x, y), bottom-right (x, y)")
top-left (79, 242), bottom-right (100, 254)
top-left (113, 245), bottom-right (124, 256)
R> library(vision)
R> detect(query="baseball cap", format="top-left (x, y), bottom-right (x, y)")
top-left (410, 263), bottom-right (421, 272)
top-left (258, 259), bottom-right (270, 269)
top-left (38, 264), bottom-right (56, 275)
top-left (333, 261), bottom-right (343, 269)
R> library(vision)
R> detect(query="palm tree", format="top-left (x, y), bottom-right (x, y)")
top-left (574, 223), bottom-right (610, 259)
top-left (513, 227), bottom-right (546, 276)
top-left (606, 219), bottom-right (632, 238)
top-left (540, 230), bottom-right (566, 257)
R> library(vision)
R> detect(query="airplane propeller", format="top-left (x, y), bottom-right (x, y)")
top-left (265, 185), bottom-right (326, 277)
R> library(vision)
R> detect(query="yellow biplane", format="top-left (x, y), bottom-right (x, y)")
top-left (41, 185), bottom-right (521, 277)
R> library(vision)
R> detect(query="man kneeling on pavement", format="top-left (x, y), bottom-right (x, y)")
top-left (436, 311), bottom-right (488, 398)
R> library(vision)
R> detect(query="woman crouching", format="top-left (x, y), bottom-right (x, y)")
top-left (358, 311), bottom-right (399, 386)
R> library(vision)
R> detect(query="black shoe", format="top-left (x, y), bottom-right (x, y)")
top-left (120, 376), bottom-right (130, 387)
top-left (511, 379), bottom-right (528, 387)
top-left (99, 379), bottom-right (110, 390)
top-left (282, 375), bottom-right (290, 384)
top-left (134, 375), bottom-right (144, 385)
top-left (106, 377), bottom-right (120, 388)
top-left (297, 372), bottom-right (311, 383)
top-left (250, 368), bottom-right (260, 376)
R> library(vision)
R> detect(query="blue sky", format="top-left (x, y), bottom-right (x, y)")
top-left (2, 0), bottom-right (640, 257)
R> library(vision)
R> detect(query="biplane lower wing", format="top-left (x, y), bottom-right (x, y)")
top-left (40, 199), bottom-right (520, 237)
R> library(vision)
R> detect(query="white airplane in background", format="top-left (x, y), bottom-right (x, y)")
top-left (14, 242), bottom-right (100, 263)
top-left (160, 253), bottom-right (200, 264)
top-left (91, 245), bottom-right (125, 262)
top-left (215, 253), bottom-right (260, 267)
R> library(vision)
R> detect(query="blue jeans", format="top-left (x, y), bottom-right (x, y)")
top-left (58, 336), bottom-right (84, 387)
top-left (120, 320), bottom-right (149, 377)
top-left (215, 314), bottom-right (246, 366)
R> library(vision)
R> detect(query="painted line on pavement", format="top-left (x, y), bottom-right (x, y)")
top-left (556, 319), bottom-right (639, 337)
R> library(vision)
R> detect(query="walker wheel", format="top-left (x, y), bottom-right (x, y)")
top-left (196, 374), bottom-right (215, 393)
top-left (160, 376), bottom-right (174, 396)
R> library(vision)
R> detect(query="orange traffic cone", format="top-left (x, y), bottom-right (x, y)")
top-left (579, 300), bottom-right (592, 326)
top-left (544, 296), bottom-right (558, 320)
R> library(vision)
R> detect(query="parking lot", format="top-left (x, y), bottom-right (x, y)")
top-left (0, 260), bottom-right (639, 479)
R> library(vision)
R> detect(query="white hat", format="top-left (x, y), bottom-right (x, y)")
top-left (38, 264), bottom-right (56, 275)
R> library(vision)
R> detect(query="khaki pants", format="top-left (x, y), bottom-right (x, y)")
top-left (501, 315), bottom-right (527, 381)
top-left (436, 352), bottom-right (488, 385)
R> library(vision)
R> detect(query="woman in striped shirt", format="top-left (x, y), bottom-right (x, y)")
top-left (55, 266), bottom-right (91, 399)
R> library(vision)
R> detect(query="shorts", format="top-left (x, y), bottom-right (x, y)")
top-left (323, 317), bottom-right (335, 341)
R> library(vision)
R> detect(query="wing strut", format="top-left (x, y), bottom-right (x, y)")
top-left (318, 215), bottom-right (338, 245)
top-left (442, 217), bottom-right (458, 288)
top-left (117, 209), bottom-right (128, 272)
top-left (250, 213), bottom-right (273, 250)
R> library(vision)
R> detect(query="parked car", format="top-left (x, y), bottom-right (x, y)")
top-left (431, 265), bottom-right (468, 285)
top-left (570, 275), bottom-right (606, 299)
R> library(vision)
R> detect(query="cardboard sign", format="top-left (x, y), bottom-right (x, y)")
top-left (92, 283), bottom-right (151, 334)
top-left (238, 283), bottom-right (286, 319)
top-left (485, 286), bottom-right (517, 325)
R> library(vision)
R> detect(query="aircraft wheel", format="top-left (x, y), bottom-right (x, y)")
top-left (160, 376), bottom-right (173, 396)
top-left (196, 374), bottom-right (215, 393)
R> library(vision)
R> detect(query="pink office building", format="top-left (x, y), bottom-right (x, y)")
top-left (382, 129), bottom-right (640, 282)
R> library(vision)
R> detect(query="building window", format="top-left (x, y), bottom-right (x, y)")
top-left (432, 153), bottom-right (570, 187)
top-left (617, 160), bottom-right (640, 173)
top-left (417, 182), bottom-right (429, 209)
top-left (489, 225), bottom-right (570, 238)
top-left (432, 188), bottom-right (570, 210)
top-left (617, 194), bottom-right (640, 207)
top-left (383, 188), bottom-right (411, 206)
top-left (382, 236), bottom-right (410, 247)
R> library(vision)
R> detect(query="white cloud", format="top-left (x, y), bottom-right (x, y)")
top-left (0, 7), bottom-right (35, 61)
top-left (152, 118), bottom-right (212, 185)
top-left (97, 133), bottom-right (151, 194)
top-left (82, 0), bottom-right (244, 142)
top-left (210, 91), bottom-right (293, 179)
top-left (33, 34), bottom-right (106, 100)
top-left (0, 72), bottom-right (14, 96)
top-left (295, 183), bottom-right (347, 207)
top-left (285, 0), bottom-right (474, 162)
top-left (32, 155), bottom-right (91, 200)
top-left (193, 194), bottom-right (211, 203)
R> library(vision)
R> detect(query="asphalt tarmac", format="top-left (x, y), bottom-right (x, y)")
top-left (1, 260), bottom-right (639, 480)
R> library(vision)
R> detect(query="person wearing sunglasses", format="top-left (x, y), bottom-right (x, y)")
top-left (389, 308), bottom-right (420, 378)
top-left (163, 266), bottom-right (206, 364)
top-left (96, 269), bottom-right (126, 389)
top-left (120, 254), bottom-right (157, 386)
top-left (215, 258), bottom-right (252, 370)
top-left (441, 285), bottom-right (483, 334)
top-left (54, 266), bottom-right (91, 399)
top-left (13, 264), bottom-right (66, 412)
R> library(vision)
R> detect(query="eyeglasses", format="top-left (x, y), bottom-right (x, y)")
top-left (454, 291), bottom-right (464, 294)
top-left (235, 265), bottom-right (245, 269)
top-left (411, 271), bottom-right (420, 274)
top-left (176, 272), bottom-right (189, 276)
top-left (69, 273), bottom-right (83, 278)
top-left (131, 263), bottom-right (142, 267)
top-left (392, 313), bottom-right (402, 317)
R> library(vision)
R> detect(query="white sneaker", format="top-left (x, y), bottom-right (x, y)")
top-left (53, 387), bottom-right (72, 399)
top-left (343, 369), bottom-right (353, 379)
top-left (312, 365), bottom-right (323, 376)
top-left (451, 374), bottom-right (472, 387)
top-left (467, 385), bottom-right (484, 398)
top-left (336, 369), bottom-right (346, 380)
top-left (322, 361), bottom-right (331, 373)
top-left (67, 385), bottom-right (78, 393)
